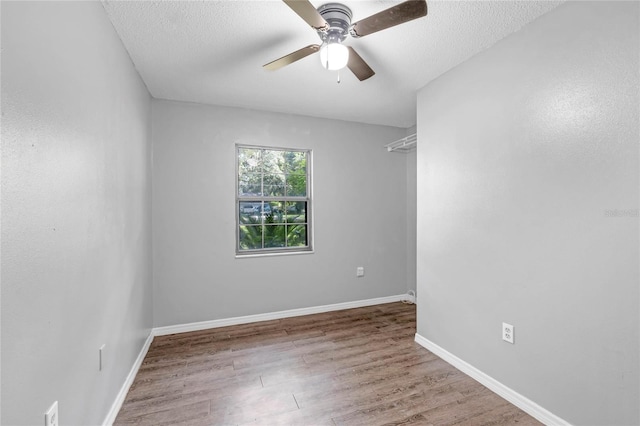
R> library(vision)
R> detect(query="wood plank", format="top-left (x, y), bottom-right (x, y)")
top-left (114, 302), bottom-right (541, 426)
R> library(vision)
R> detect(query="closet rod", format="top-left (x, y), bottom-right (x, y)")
top-left (385, 133), bottom-right (416, 153)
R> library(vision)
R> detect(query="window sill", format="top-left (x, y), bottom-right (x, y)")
top-left (235, 249), bottom-right (314, 259)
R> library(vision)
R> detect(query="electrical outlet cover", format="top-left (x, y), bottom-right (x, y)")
top-left (502, 322), bottom-right (514, 344)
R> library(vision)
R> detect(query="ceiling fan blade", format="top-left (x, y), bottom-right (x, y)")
top-left (347, 47), bottom-right (375, 81)
top-left (263, 44), bottom-right (321, 71)
top-left (283, 0), bottom-right (329, 32)
top-left (349, 0), bottom-right (427, 38)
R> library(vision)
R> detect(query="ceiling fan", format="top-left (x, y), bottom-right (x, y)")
top-left (263, 0), bottom-right (428, 81)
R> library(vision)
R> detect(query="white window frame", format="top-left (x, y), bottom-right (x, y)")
top-left (235, 144), bottom-right (313, 256)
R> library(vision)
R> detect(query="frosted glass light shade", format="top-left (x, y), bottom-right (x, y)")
top-left (319, 42), bottom-right (349, 71)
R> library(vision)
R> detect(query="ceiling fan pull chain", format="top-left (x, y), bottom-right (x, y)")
top-left (337, 73), bottom-right (341, 84)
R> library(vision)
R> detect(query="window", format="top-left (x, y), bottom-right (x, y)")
top-left (236, 145), bottom-right (312, 255)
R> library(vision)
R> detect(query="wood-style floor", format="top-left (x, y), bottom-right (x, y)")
top-left (114, 302), bottom-right (541, 426)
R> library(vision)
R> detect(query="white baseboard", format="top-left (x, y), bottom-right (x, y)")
top-left (102, 332), bottom-right (154, 426)
top-left (153, 293), bottom-right (413, 336)
top-left (414, 334), bottom-right (570, 426)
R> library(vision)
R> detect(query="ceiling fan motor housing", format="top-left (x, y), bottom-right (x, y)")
top-left (317, 3), bottom-right (352, 43)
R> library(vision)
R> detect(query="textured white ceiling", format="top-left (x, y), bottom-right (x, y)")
top-left (102, 0), bottom-right (563, 128)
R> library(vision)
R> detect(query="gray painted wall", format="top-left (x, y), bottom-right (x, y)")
top-left (1, 2), bottom-right (153, 424)
top-left (152, 100), bottom-right (409, 327)
top-left (406, 152), bottom-right (417, 294)
top-left (416, 2), bottom-right (639, 425)
top-left (405, 126), bottom-right (417, 294)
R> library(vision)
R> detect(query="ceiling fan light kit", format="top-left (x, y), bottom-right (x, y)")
top-left (318, 3), bottom-right (351, 70)
top-left (264, 0), bottom-right (428, 81)
top-left (319, 42), bottom-right (349, 70)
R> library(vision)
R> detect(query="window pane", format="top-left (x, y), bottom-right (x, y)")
top-left (284, 151), bottom-right (306, 174)
top-left (239, 172), bottom-right (262, 196)
top-left (262, 150), bottom-right (285, 174)
top-left (244, 202), bottom-right (276, 224)
top-left (263, 173), bottom-right (285, 196)
top-left (264, 225), bottom-right (286, 248)
top-left (286, 173), bottom-right (306, 196)
top-left (267, 202), bottom-right (285, 224)
top-left (239, 225), bottom-right (262, 250)
top-left (240, 203), bottom-right (270, 225)
top-left (238, 148), bottom-right (262, 174)
top-left (285, 202), bottom-right (306, 223)
top-left (269, 201), bottom-right (284, 214)
top-left (239, 184), bottom-right (261, 197)
top-left (239, 202), bottom-right (258, 219)
top-left (287, 224), bottom-right (307, 247)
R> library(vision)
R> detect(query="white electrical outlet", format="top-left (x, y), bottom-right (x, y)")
top-left (45, 401), bottom-right (58, 426)
top-left (502, 322), bottom-right (514, 344)
top-left (356, 266), bottom-right (364, 277)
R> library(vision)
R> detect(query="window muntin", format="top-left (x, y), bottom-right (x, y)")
top-left (236, 146), bottom-right (311, 255)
